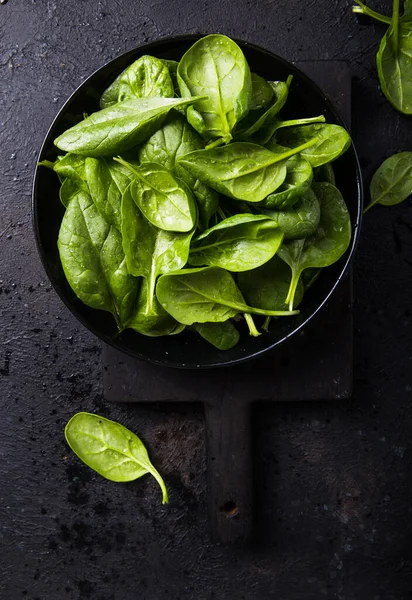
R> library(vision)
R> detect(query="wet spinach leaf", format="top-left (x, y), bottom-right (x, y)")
top-left (275, 123), bottom-right (351, 167)
top-left (100, 55), bottom-right (175, 109)
top-left (65, 412), bottom-right (168, 504)
top-left (177, 34), bottom-right (252, 143)
top-left (178, 139), bottom-right (317, 202)
top-left (54, 95), bottom-right (205, 157)
top-left (58, 186), bottom-right (139, 329)
top-left (128, 283), bottom-right (185, 337)
top-left (278, 182), bottom-right (351, 309)
top-left (192, 321), bottom-right (240, 350)
top-left (156, 266), bottom-right (299, 325)
top-left (262, 188), bottom-right (321, 240)
top-left (189, 214), bottom-right (284, 271)
top-left (365, 151), bottom-right (412, 212)
top-left (117, 159), bottom-right (197, 232)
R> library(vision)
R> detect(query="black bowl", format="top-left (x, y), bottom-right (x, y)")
top-left (32, 35), bottom-right (363, 369)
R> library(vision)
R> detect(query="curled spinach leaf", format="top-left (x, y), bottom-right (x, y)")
top-left (365, 151), bottom-right (412, 212)
top-left (121, 185), bottom-right (193, 313)
top-left (156, 266), bottom-right (299, 325)
top-left (189, 214), bottom-right (284, 271)
top-left (261, 188), bottom-right (321, 240)
top-left (117, 159), bottom-right (197, 232)
top-left (178, 140), bottom-right (317, 203)
top-left (100, 55), bottom-right (175, 109)
top-left (138, 112), bottom-right (219, 228)
top-left (278, 182), bottom-right (351, 310)
top-left (177, 34), bottom-right (252, 143)
top-left (192, 321), bottom-right (240, 350)
top-left (65, 412), bottom-right (168, 504)
top-left (54, 95), bottom-right (205, 157)
top-left (58, 186), bottom-right (139, 329)
top-left (275, 123), bottom-right (351, 167)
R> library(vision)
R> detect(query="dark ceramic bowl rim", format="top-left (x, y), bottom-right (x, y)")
top-left (32, 34), bottom-right (363, 369)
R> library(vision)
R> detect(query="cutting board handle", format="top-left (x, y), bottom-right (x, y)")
top-left (204, 396), bottom-right (253, 544)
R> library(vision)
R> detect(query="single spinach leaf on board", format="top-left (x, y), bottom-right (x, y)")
top-left (275, 123), bottom-right (351, 167)
top-left (365, 151), bottom-right (412, 212)
top-left (127, 282), bottom-right (185, 337)
top-left (237, 255), bottom-right (304, 312)
top-left (138, 112), bottom-right (219, 228)
top-left (121, 185), bottom-right (193, 313)
top-left (249, 73), bottom-right (274, 110)
top-left (376, 6), bottom-right (412, 114)
top-left (260, 141), bottom-right (313, 209)
top-left (85, 157), bottom-right (132, 230)
top-left (65, 412), bottom-right (168, 504)
top-left (314, 162), bottom-right (336, 185)
top-left (100, 55), bottom-right (175, 108)
top-left (178, 139), bottom-right (317, 203)
top-left (278, 181), bottom-right (351, 310)
top-left (261, 188), bottom-right (321, 240)
top-left (54, 95), bottom-right (205, 157)
top-left (117, 159), bottom-right (197, 232)
top-left (189, 214), bottom-right (284, 271)
top-left (156, 266), bottom-right (299, 325)
top-left (58, 186), bottom-right (139, 329)
top-left (234, 77), bottom-right (292, 138)
top-left (177, 34), bottom-right (252, 143)
top-left (192, 321), bottom-right (240, 350)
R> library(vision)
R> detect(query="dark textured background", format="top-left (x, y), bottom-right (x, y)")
top-left (1, 1), bottom-right (412, 598)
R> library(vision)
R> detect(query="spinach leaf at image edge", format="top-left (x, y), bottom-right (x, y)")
top-left (65, 412), bottom-right (168, 504)
top-left (366, 151), bottom-right (412, 212)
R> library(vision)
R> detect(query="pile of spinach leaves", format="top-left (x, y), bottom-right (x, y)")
top-left (40, 34), bottom-right (352, 350)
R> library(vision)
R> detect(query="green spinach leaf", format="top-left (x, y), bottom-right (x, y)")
top-left (249, 73), bottom-right (274, 110)
top-left (100, 55), bottom-right (175, 109)
top-left (65, 412), bottom-right (168, 504)
top-left (275, 123), bottom-right (351, 167)
top-left (278, 182), bottom-right (351, 309)
top-left (189, 214), bottom-right (284, 271)
top-left (178, 139), bottom-right (317, 202)
top-left (121, 185), bottom-right (193, 313)
top-left (156, 266), bottom-right (299, 325)
top-left (128, 283), bottom-right (185, 337)
top-left (54, 95), bottom-right (205, 157)
top-left (117, 159), bottom-right (197, 232)
top-left (58, 186), bottom-right (139, 328)
top-left (261, 188), bottom-right (321, 240)
top-left (192, 321), bottom-right (240, 350)
top-left (314, 162), bottom-right (336, 185)
top-left (177, 34), bottom-right (252, 143)
top-left (365, 151), bottom-right (412, 212)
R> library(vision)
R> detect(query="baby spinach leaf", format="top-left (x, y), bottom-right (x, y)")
top-left (234, 77), bottom-right (292, 138)
top-left (376, 5), bottom-right (412, 114)
top-left (314, 162), bottom-right (336, 185)
top-left (59, 177), bottom-right (81, 208)
top-left (278, 182), bottom-right (351, 310)
top-left (261, 142), bottom-right (313, 209)
top-left (189, 214), bottom-right (284, 271)
top-left (276, 123), bottom-right (351, 167)
top-left (138, 112), bottom-right (219, 228)
top-left (128, 283), bottom-right (185, 337)
top-left (365, 151), bottom-right (412, 212)
top-left (121, 185), bottom-right (193, 313)
top-left (52, 153), bottom-right (87, 183)
top-left (58, 186), bottom-right (139, 328)
top-left (237, 255), bottom-right (304, 312)
top-left (177, 34), bottom-right (252, 143)
top-left (261, 188), bottom-right (321, 240)
top-left (178, 139), bottom-right (317, 203)
top-left (54, 95), bottom-right (205, 157)
top-left (192, 321), bottom-right (240, 350)
top-left (249, 73), bottom-right (274, 110)
top-left (156, 266), bottom-right (299, 325)
top-left (85, 157), bottom-right (132, 230)
top-left (65, 412), bottom-right (168, 504)
top-left (117, 159), bottom-right (197, 232)
top-left (253, 114), bottom-right (326, 146)
top-left (100, 55), bottom-right (174, 109)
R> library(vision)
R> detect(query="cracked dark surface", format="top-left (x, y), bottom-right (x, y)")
top-left (1, 1), bottom-right (412, 599)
